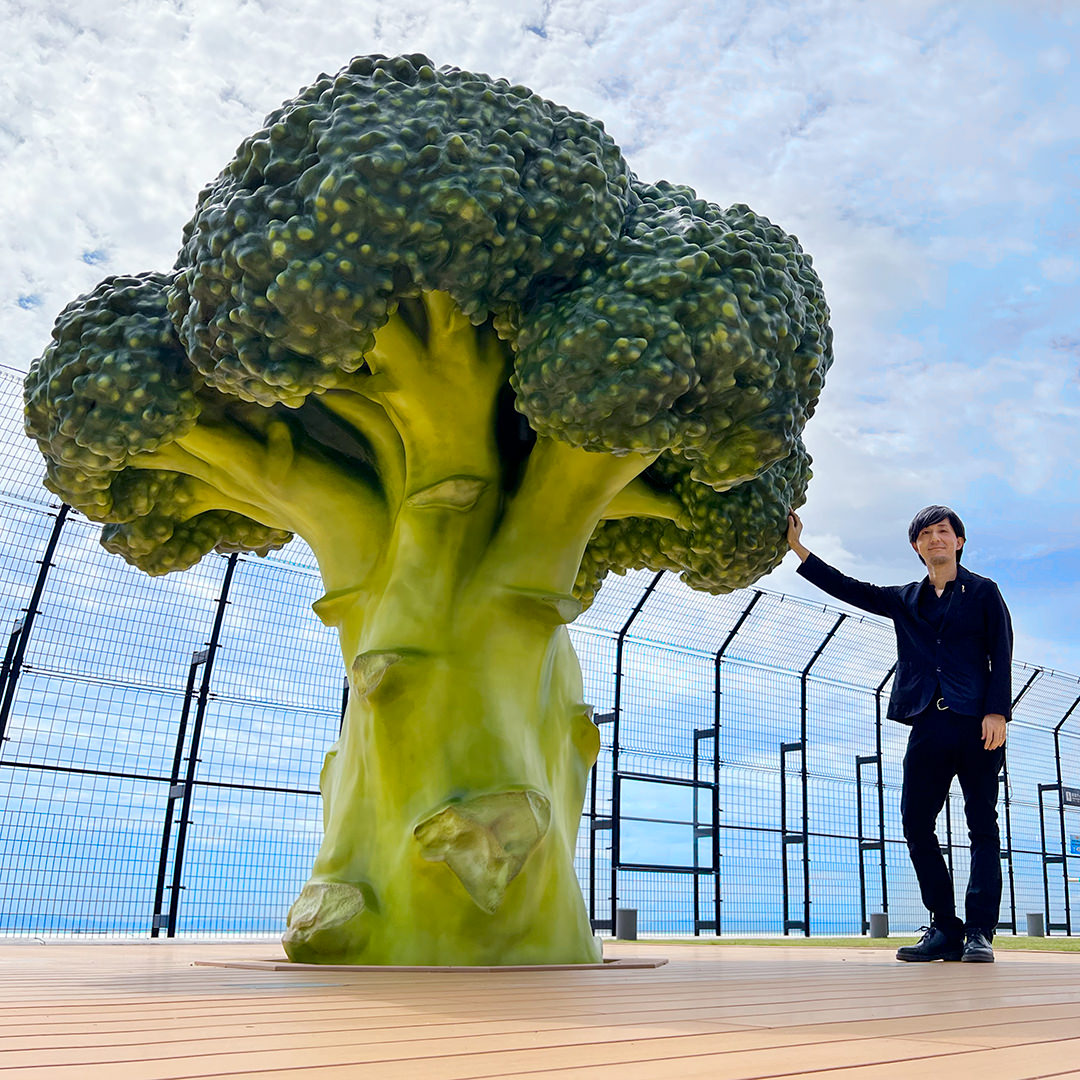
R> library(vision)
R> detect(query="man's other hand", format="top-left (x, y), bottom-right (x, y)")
top-left (982, 714), bottom-right (1007, 750)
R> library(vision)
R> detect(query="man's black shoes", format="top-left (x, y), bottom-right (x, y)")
top-left (961, 929), bottom-right (995, 963)
top-left (895, 925), bottom-right (995, 963)
top-left (895, 924), bottom-right (963, 962)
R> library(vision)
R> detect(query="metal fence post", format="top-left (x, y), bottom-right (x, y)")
top-left (1042, 693), bottom-right (1080, 935)
top-left (875, 667), bottom-right (893, 919)
top-left (608, 571), bottom-right (664, 936)
top-left (1053, 702), bottom-right (1077, 936)
top-left (151, 647), bottom-right (210, 937)
top-left (0, 617), bottom-right (25, 720)
top-left (162, 553), bottom-right (239, 937)
top-left (587, 734), bottom-right (604, 926)
top-left (0, 503), bottom-right (69, 752)
top-left (783, 612), bottom-right (846, 936)
top-left (587, 708), bottom-right (615, 929)
top-left (695, 590), bottom-right (763, 937)
top-left (857, 662), bottom-right (895, 934)
top-left (996, 668), bottom-right (1042, 934)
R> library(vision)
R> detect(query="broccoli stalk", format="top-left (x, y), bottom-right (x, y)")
top-left (25, 55), bottom-right (832, 965)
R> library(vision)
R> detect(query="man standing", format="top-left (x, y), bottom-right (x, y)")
top-left (787, 506), bottom-right (1012, 963)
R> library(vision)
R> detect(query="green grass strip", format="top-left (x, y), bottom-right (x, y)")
top-left (638, 935), bottom-right (1080, 952)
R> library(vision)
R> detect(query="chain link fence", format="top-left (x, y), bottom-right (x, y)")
top-left (1, 364), bottom-right (1077, 939)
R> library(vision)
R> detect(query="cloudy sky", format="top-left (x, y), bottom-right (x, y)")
top-left (3, 0), bottom-right (1078, 670)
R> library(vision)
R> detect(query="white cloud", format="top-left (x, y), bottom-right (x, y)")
top-left (1041, 256), bottom-right (1079, 284)
top-left (2, 0), bottom-right (1079, 667)
top-left (1037, 45), bottom-right (1071, 74)
top-left (806, 349), bottom-right (1080, 517)
top-left (2, 1), bottom-right (1069, 354)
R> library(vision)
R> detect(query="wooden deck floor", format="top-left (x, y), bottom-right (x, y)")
top-left (1, 939), bottom-right (1079, 1078)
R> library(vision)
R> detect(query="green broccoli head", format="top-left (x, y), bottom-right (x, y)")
top-left (170, 52), bottom-right (635, 406)
top-left (574, 439), bottom-right (811, 607)
top-left (25, 271), bottom-right (201, 521)
top-left (513, 181), bottom-right (831, 490)
top-left (25, 273), bottom-right (202, 475)
top-left (26, 53), bottom-right (832, 602)
top-left (25, 273), bottom-right (292, 570)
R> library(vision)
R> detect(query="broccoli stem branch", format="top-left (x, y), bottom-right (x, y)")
top-left (125, 444), bottom-right (285, 526)
top-left (178, 477), bottom-right (284, 525)
top-left (317, 391), bottom-right (406, 508)
top-left (135, 442), bottom-right (280, 519)
top-left (601, 477), bottom-right (685, 524)
top-left (365, 292), bottom-right (508, 495)
top-left (314, 293), bottom-right (510, 653)
top-left (134, 420), bottom-right (391, 592)
top-left (483, 438), bottom-right (659, 596)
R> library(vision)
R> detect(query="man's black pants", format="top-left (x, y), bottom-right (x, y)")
top-left (900, 704), bottom-right (1005, 936)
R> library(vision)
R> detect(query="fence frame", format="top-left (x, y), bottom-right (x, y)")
top-left (0, 356), bottom-right (1076, 941)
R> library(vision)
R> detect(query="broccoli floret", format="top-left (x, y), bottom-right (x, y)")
top-left (513, 181), bottom-right (830, 489)
top-left (102, 509), bottom-right (290, 575)
top-left (25, 274), bottom-right (295, 569)
top-left (171, 53), bottom-right (635, 407)
top-left (25, 54), bottom-right (835, 968)
top-left (25, 273), bottom-right (201, 472)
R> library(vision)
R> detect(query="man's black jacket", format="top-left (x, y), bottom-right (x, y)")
top-left (796, 553), bottom-right (1013, 723)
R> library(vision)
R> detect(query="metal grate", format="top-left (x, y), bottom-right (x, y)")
top-left (1, 363), bottom-right (1078, 940)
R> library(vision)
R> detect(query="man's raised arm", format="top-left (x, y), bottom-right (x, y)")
top-left (787, 511), bottom-right (897, 619)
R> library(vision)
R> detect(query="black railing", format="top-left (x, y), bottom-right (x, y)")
top-left (0, 366), bottom-right (1077, 941)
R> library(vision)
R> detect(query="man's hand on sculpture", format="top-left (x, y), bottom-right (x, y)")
top-left (787, 510), bottom-right (810, 562)
top-left (982, 714), bottom-right (1007, 751)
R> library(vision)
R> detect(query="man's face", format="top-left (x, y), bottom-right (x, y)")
top-left (912, 518), bottom-right (964, 567)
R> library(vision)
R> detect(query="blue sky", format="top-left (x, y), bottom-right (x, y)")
top-left (1, 0), bottom-right (1079, 670)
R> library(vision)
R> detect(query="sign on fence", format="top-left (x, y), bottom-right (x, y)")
top-left (1070, 835), bottom-right (1080, 856)
top-left (1063, 786), bottom-right (1080, 809)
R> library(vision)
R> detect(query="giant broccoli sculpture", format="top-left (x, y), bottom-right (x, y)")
top-left (25, 54), bottom-right (832, 965)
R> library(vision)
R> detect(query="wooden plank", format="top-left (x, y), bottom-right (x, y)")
top-left (0, 942), bottom-right (1078, 1079)
top-left (0, 1033), bottom-right (978, 1078)
top-left (3, 997), bottom-right (1078, 1053)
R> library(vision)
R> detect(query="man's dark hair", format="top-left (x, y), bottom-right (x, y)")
top-left (908, 505), bottom-right (966, 564)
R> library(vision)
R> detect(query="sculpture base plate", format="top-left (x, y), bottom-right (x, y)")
top-left (194, 956), bottom-right (667, 972)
